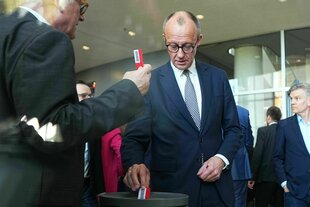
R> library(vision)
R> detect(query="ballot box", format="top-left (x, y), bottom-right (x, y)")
top-left (98, 192), bottom-right (189, 207)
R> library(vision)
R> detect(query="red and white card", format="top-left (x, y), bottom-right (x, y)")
top-left (133, 49), bottom-right (144, 69)
top-left (137, 187), bottom-right (151, 199)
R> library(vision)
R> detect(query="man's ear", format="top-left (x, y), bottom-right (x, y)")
top-left (197, 34), bottom-right (203, 46)
top-left (162, 33), bottom-right (166, 41)
top-left (266, 115), bottom-right (271, 125)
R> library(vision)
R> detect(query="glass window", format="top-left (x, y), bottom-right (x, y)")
top-left (285, 28), bottom-right (310, 86)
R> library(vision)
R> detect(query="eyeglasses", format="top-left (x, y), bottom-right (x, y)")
top-left (80, 3), bottom-right (89, 15)
top-left (166, 40), bottom-right (198, 54)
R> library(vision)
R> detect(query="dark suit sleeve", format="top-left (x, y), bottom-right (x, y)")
top-left (10, 29), bottom-right (144, 152)
top-left (245, 113), bottom-right (254, 153)
top-left (273, 122), bottom-right (287, 185)
top-left (121, 94), bottom-right (152, 172)
top-left (251, 127), bottom-right (265, 180)
top-left (218, 75), bottom-right (241, 163)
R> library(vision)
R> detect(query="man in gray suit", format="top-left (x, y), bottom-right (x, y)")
top-left (0, 0), bottom-right (151, 206)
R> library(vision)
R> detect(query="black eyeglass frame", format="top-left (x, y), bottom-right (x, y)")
top-left (80, 3), bottom-right (89, 15)
top-left (165, 39), bottom-right (199, 54)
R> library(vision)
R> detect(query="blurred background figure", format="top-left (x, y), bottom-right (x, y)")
top-left (231, 105), bottom-right (254, 207)
top-left (248, 106), bottom-right (283, 207)
top-left (101, 124), bottom-right (126, 193)
top-left (76, 80), bottom-right (104, 207)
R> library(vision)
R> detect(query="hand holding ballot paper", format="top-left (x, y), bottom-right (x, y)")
top-left (122, 49), bottom-right (151, 95)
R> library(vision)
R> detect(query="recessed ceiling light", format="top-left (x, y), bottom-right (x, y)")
top-left (128, 31), bottom-right (136, 37)
top-left (228, 48), bottom-right (235, 56)
top-left (82, 45), bottom-right (90, 51)
top-left (278, 0), bottom-right (287, 2)
top-left (196, 14), bottom-right (204, 20)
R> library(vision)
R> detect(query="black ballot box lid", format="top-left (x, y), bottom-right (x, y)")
top-left (98, 192), bottom-right (189, 207)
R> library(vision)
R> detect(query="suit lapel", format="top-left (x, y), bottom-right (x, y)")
top-left (290, 115), bottom-right (309, 155)
top-left (159, 63), bottom-right (198, 130)
top-left (196, 62), bottom-right (212, 133)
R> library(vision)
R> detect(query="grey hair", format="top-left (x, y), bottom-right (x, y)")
top-left (162, 11), bottom-right (201, 37)
top-left (288, 81), bottom-right (310, 97)
top-left (23, 0), bottom-right (76, 8)
top-left (58, 0), bottom-right (76, 10)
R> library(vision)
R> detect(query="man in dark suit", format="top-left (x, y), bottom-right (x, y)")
top-left (121, 11), bottom-right (241, 207)
top-left (248, 106), bottom-right (283, 207)
top-left (76, 81), bottom-right (105, 207)
top-left (0, 0), bottom-right (151, 206)
top-left (273, 82), bottom-right (310, 207)
top-left (231, 105), bottom-right (253, 207)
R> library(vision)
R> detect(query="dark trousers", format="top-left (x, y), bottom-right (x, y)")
top-left (82, 177), bottom-right (98, 207)
top-left (255, 182), bottom-right (284, 207)
top-left (233, 180), bottom-right (248, 207)
top-left (199, 183), bottom-right (228, 207)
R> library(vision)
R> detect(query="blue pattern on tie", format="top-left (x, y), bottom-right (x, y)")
top-left (183, 70), bottom-right (200, 130)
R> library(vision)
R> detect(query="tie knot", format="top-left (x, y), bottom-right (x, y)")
top-left (183, 69), bottom-right (190, 77)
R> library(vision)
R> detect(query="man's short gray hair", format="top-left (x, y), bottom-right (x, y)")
top-left (288, 81), bottom-right (310, 97)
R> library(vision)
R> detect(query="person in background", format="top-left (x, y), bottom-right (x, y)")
top-left (101, 124), bottom-right (126, 193)
top-left (0, 0), bottom-right (151, 206)
top-left (231, 105), bottom-right (254, 207)
top-left (121, 11), bottom-right (241, 207)
top-left (76, 80), bottom-right (104, 207)
top-left (273, 82), bottom-right (310, 207)
top-left (248, 106), bottom-right (283, 207)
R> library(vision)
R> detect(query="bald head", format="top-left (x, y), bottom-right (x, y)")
top-left (162, 11), bottom-right (203, 70)
top-left (163, 11), bottom-right (201, 37)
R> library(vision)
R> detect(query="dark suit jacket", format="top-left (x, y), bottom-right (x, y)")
top-left (122, 61), bottom-right (241, 207)
top-left (0, 10), bottom-right (143, 207)
top-left (231, 106), bottom-right (253, 180)
top-left (89, 139), bottom-right (105, 194)
top-left (273, 115), bottom-right (310, 201)
top-left (251, 123), bottom-right (278, 183)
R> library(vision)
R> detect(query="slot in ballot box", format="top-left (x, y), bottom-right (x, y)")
top-left (98, 192), bottom-right (189, 207)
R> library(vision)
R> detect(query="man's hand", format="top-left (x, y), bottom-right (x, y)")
top-left (284, 185), bottom-right (289, 193)
top-left (123, 164), bottom-right (150, 191)
top-left (197, 156), bottom-right (224, 182)
top-left (248, 180), bottom-right (255, 189)
top-left (123, 64), bottom-right (152, 96)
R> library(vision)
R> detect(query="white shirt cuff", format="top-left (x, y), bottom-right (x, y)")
top-left (215, 154), bottom-right (229, 169)
top-left (281, 181), bottom-right (287, 188)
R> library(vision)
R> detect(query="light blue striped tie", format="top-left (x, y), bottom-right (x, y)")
top-left (183, 70), bottom-right (200, 130)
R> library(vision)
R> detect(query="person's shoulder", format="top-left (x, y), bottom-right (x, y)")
top-left (151, 61), bottom-right (171, 76)
top-left (9, 11), bottom-right (69, 43)
top-left (237, 105), bottom-right (248, 114)
top-left (278, 115), bottom-right (296, 126)
top-left (258, 125), bottom-right (268, 132)
top-left (197, 61), bottom-right (226, 74)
